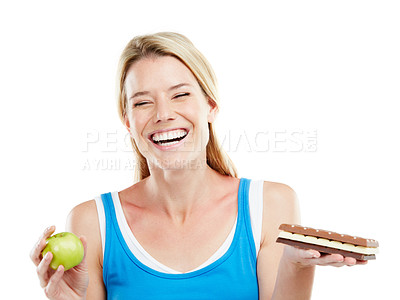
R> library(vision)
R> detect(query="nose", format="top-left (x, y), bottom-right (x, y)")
top-left (154, 97), bottom-right (175, 123)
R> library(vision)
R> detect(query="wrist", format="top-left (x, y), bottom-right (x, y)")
top-left (273, 251), bottom-right (316, 300)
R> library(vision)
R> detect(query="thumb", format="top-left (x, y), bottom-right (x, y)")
top-left (72, 235), bottom-right (88, 271)
top-left (299, 249), bottom-right (320, 259)
top-left (80, 236), bottom-right (88, 260)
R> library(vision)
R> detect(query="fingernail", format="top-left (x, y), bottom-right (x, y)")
top-left (307, 251), bottom-right (318, 258)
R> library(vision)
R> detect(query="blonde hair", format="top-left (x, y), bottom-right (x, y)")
top-left (116, 32), bottom-right (237, 182)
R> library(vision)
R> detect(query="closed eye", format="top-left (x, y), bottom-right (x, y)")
top-left (134, 101), bottom-right (150, 107)
top-left (174, 93), bottom-right (190, 99)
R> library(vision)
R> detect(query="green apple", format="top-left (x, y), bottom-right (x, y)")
top-left (42, 232), bottom-right (84, 271)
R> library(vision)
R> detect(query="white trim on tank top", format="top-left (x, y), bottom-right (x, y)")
top-left (94, 179), bottom-right (264, 274)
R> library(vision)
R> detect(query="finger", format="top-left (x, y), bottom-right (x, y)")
top-left (328, 257), bottom-right (367, 267)
top-left (326, 261), bottom-right (348, 267)
top-left (80, 236), bottom-right (88, 261)
top-left (45, 265), bottom-right (64, 298)
top-left (30, 226), bottom-right (56, 266)
top-left (295, 248), bottom-right (321, 260)
top-left (70, 235), bottom-right (88, 271)
top-left (36, 251), bottom-right (53, 288)
top-left (356, 259), bottom-right (368, 265)
top-left (314, 253), bottom-right (345, 266)
top-left (329, 257), bottom-right (357, 267)
top-left (344, 256), bottom-right (357, 266)
top-left (305, 249), bottom-right (321, 259)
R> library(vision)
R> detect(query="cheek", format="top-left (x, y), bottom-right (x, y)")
top-left (189, 111), bottom-right (210, 142)
top-left (182, 100), bottom-right (209, 123)
top-left (127, 114), bottom-right (146, 139)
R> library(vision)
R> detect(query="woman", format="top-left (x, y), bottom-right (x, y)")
top-left (30, 32), bottom-right (365, 300)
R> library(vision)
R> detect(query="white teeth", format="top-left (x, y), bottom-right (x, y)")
top-left (158, 140), bottom-right (180, 146)
top-left (152, 129), bottom-right (187, 143)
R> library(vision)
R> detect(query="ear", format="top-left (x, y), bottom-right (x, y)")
top-left (124, 115), bottom-right (133, 137)
top-left (207, 97), bottom-right (219, 124)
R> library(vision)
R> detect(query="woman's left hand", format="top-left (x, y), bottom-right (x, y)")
top-left (283, 244), bottom-right (368, 268)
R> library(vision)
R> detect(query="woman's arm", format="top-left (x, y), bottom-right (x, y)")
top-left (66, 200), bottom-right (106, 300)
top-left (30, 200), bottom-right (104, 300)
top-left (257, 182), bottom-right (364, 300)
top-left (256, 181), bottom-right (308, 299)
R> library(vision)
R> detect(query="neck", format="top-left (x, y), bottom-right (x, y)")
top-left (144, 162), bottom-right (223, 223)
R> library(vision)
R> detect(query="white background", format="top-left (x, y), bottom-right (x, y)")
top-left (1, 0), bottom-right (398, 299)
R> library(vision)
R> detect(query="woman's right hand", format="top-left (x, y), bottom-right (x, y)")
top-left (30, 226), bottom-right (89, 300)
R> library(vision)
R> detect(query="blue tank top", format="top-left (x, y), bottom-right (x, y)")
top-left (101, 177), bottom-right (259, 299)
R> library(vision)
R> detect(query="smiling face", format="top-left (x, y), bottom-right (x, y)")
top-left (124, 55), bottom-right (218, 171)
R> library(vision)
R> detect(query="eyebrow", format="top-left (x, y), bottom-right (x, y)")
top-left (128, 83), bottom-right (192, 101)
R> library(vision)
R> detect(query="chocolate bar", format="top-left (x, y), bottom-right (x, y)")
top-left (276, 224), bottom-right (379, 260)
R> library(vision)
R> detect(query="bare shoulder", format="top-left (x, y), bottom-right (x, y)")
top-left (66, 200), bottom-right (102, 260)
top-left (262, 180), bottom-right (298, 210)
top-left (67, 200), bottom-right (105, 293)
top-left (66, 200), bottom-right (99, 235)
top-left (261, 181), bottom-right (301, 245)
top-left (262, 181), bottom-right (298, 208)
top-left (66, 200), bottom-right (103, 271)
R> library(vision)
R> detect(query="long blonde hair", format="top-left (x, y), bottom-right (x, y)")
top-left (116, 32), bottom-right (237, 182)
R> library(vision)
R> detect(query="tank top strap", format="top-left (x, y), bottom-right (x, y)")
top-left (100, 192), bottom-right (118, 285)
top-left (238, 178), bottom-right (257, 264)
